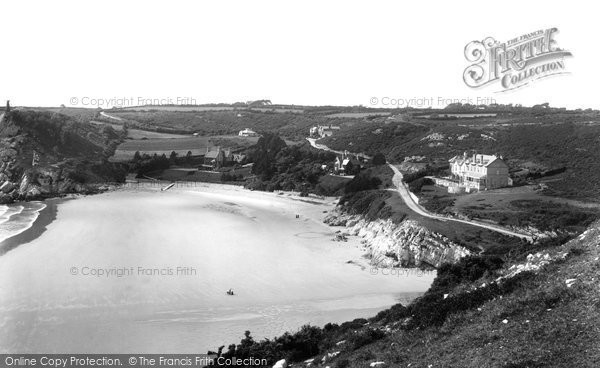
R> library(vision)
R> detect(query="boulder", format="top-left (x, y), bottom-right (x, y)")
top-left (0, 193), bottom-right (12, 204)
top-left (0, 181), bottom-right (15, 194)
top-left (272, 359), bottom-right (287, 368)
top-left (26, 186), bottom-right (42, 198)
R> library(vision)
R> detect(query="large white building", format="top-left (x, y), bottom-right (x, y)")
top-left (448, 152), bottom-right (509, 192)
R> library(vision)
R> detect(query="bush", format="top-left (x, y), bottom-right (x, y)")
top-left (347, 328), bottom-right (386, 350)
top-left (344, 172), bottom-right (382, 194)
top-left (372, 152), bottom-right (386, 166)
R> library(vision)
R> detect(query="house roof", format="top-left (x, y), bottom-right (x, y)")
top-left (205, 150), bottom-right (221, 158)
top-left (449, 153), bottom-right (504, 167)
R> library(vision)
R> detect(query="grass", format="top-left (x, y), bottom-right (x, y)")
top-left (379, 190), bottom-right (523, 251)
top-left (420, 184), bottom-right (599, 233)
top-left (119, 106), bottom-right (237, 111)
top-left (315, 175), bottom-right (351, 196)
top-left (111, 137), bottom-right (212, 161)
top-left (105, 109), bottom-right (322, 140)
top-left (126, 129), bottom-right (189, 139)
top-left (322, 224), bottom-right (600, 367)
top-left (216, 222), bottom-right (600, 368)
top-left (325, 112), bottom-right (391, 118)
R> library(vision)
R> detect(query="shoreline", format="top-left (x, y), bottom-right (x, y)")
top-left (0, 181), bottom-right (342, 257)
top-left (0, 180), bottom-right (435, 353)
top-left (0, 198), bottom-right (66, 256)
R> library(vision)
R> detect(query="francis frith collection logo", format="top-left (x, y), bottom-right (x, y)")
top-left (463, 28), bottom-right (572, 91)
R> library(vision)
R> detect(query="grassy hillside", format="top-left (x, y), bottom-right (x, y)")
top-left (105, 109), bottom-right (323, 140)
top-left (321, 112), bottom-right (600, 200)
top-left (0, 110), bottom-right (127, 201)
top-left (213, 222), bottom-right (599, 367)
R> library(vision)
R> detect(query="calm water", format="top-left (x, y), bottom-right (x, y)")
top-left (0, 188), bottom-right (433, 353)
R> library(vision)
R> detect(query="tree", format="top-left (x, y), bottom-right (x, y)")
top-left (169, 151), bottom-right (178, 164)
top-left (133, 151), bottom-right (141, 162)
top-left (251, 133), bottom-right (287, 179)
top-left (372, 152), bottom-right (386, 166)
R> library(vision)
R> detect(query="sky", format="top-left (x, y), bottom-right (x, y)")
top-left (1, 0), bottom-right (597, 109)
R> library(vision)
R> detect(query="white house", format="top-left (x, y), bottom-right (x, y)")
top-left (334, 151), bottom-right (360, 174)
top-left (448, 152), bottom-right (509, 192)
top-left (318, 124), bottom-right (340, 138)
top-left (238, 128), bottom-right (258, 137)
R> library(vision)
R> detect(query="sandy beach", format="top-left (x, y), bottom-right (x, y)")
top-left (0, 183), bottom-right (434, 353)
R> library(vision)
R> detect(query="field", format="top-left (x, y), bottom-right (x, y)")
top-left (102, 109), bottom-right (340, 140)
top-left (417, 184), bottom-right (599, 233)
top-left (89, 120), bottom-right (124, 131)
top-left (110, 134), bottom-right (265, 162)
top-left (125, 129), bottom-right (189, 139)
top-left (111, 137), bottom-right (211, 161)
top-left (325, 112), bottom-right (391, 118)
top-left (250, 108), bottom-right (304, 113)
top-left (119, 106), bottom-right (237, 112)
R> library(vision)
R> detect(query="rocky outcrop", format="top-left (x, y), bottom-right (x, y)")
top-left (0, 110), bottom-right (127, 204)
top-left (324, 209), bottom-right (471, 268)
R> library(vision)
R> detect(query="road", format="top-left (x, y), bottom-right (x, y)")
top-left (306, 138), bottom-right (371, 159)
top-left (387, 164), bottom-right (533, 241)
top-left (307, 137), bottom-right (533, 241)
top-left (100, 111), bottom-right (123, 121)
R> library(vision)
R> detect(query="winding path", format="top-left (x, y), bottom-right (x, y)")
top-left (100, 111), bottom-right (123, 121)
top-left (307, 137), bottom-right (533, 241)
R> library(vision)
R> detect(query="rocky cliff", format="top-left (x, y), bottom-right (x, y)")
top-left (324, 208), bottom-right (471, 268)
top-left (0, 110), bottom-right (126, 203)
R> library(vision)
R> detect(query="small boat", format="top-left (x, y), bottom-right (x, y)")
top-left (226, 289), bottom-right (235, 296)
top-left (161, 183), bottom-right (175, 191)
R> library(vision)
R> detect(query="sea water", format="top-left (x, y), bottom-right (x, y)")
top-left (0, 189), bottom-right (434, 353)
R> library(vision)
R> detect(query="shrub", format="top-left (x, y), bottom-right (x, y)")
top-left (347, 328), bottom-right (386, 350)
top-left (372, 152), bottom-right (387, 166)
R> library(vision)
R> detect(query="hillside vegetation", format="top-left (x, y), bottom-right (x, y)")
top-left (213, 221), bottom-right (600, 367)
top-left (321, 112), bottom-right (600, 200)
top-left (0, 110), bottom-right (126, 202)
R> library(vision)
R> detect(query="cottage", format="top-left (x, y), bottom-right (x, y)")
top-left (204, 147), bottom-right (226, 169)
top-left (448, 152), bottom-right (509, 191)
top-left (238, 128), bottom-right (258, 137)
top-left (318, 124), bottom-right (340, 138)
top-left (334, 152), bottom-right (361, 175)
